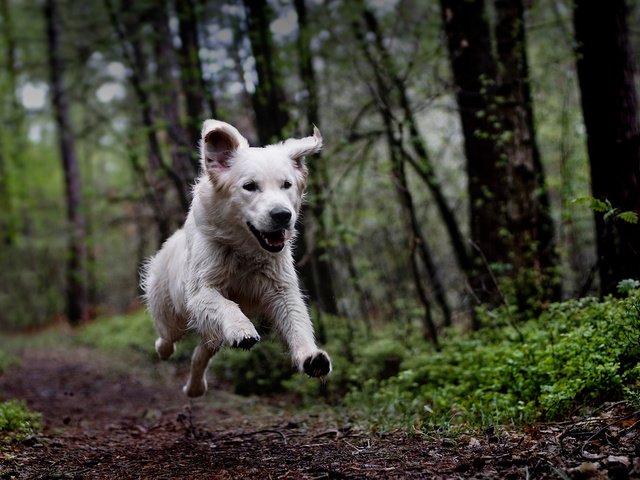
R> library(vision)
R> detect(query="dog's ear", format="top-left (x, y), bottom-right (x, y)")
top-left (282, 126), bottom-right (323, 171)
top-left (201, 120), bottom-right (249, 176)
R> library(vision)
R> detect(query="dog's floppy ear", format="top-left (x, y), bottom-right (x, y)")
top-left (201, 120), bottom-right (249, 176)
top-left (282, 126), bottom-right (323, 171)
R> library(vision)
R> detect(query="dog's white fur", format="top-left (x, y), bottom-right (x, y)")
top-left (141, 119), bottom-right (332, 397)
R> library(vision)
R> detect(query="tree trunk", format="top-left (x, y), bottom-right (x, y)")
top-left (151, 0), bottom-right (196, 212)
top-left (44, 0), bottom-right (89, 325)
top-left (242, 0), bottom-right (290, 144)
top-left (175, 0), bottom-right (216, 163)
top-left (574, 0), bottom-right (640, 294)
top-left (105, 0), bottom-right (181, 245)
top-left (293, 0), bottom-right (339, 315)
top-left (359, 6), bottom-right (474, 282)
top-left (440, 0), bottom-right (510, 310)
top-left (353, 13), bottom-right (452, 330)
top-left (494, 0), bottom-right (560, 306)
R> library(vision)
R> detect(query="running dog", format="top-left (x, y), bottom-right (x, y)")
top-left (142, 119), bottom-right (332, 397)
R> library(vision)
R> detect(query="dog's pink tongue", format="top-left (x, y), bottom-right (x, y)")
top-left (263, 230), bottom-right (285, 247)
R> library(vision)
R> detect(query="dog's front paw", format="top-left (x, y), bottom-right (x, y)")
top-left (232, 334), bottom-right (260, 350)
top-left (226, 323), bottom-right (261, 350)
top-left (303, 351), bottom-right (332, 377)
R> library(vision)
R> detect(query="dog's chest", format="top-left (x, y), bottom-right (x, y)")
top-left (206, 255), bottom-right (276, 311)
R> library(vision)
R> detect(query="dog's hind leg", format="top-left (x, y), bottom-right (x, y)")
top-left (150, 302), bottom-right (187, 360)
top-left (183, 339), bottom-right (220, 397)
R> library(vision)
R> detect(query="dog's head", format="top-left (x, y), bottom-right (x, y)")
top-left (200, 119), bottom-right (323, 254)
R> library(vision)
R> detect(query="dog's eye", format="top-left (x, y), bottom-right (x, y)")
top-left (243, 181), bottom-right (259, 192)
top-left (282, 180), bottom-right (292, 190)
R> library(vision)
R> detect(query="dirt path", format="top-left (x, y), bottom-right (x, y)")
top-left (1, 346), bottom-right (639, 479)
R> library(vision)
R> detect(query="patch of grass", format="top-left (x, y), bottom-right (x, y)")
top-left (344, 292), bottom-right (640, 431)
top-left (0, 400), bottom-right (41, 443)
top-left (0, 349), bottom-right (18, 374)
top-left (74, 310), bottom-right (157, 357)
top-left (74, 310), bottom-right (199, 362)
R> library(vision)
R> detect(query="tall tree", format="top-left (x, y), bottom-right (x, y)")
top-left (440, 0), bottom-right (558, 311)
top-left (242, 0), bottom-right (290, 144)
top-left (293, 0), bottom-right (338, 315)
top-left (105, 0), bottom-right (185, 244)
top-left (151, 0), bottom-right (197, 208)
top-left (494, 0), bottom-right (560, 305)
top-left (439, 0), bottom-right (509, 308)
top-left (44, 0), bottom-right (89, 325)
top-left (0, 0), bottom-right (20, 245)
top-left (175, 0), bottom-right (217, 160)
top-left (352, 7), bottom-right (452, 329)
top-left (574, 0), bottom-right (640, 294)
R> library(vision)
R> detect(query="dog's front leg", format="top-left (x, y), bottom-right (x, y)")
top-left (268, 283), bottom-right (332, 378)
top-left (186, 285), bottom-right (261, 349)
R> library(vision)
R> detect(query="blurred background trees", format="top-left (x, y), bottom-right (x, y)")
top-left (1, 0), bottom-right (639, 342)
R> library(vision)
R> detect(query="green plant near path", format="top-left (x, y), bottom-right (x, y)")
top-left (347, 291), bottom-right (640, 431)
top-left (0, 400), bottom-right (41, 443)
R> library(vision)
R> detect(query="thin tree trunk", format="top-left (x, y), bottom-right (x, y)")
top-left (175, 0), bottom-right (216, 165)
top-left (574, 0), bottom-right (640, 295)
top-left (44, 0), bottom-right (88, 325)
top-left (0, 0), bottom-right (21, 246)
top-left (359, 6), bottom-right (473, 280)
top-left (242, 0), bottom-right (290, 144)
top-left (353, 11), bottom-right (453, 327)
top-left (151, 0), bottom-right (196, 213)
top-left (105, 0), bottom-right (182, 245)
top-left (294, 0), bottom-right (339, 315)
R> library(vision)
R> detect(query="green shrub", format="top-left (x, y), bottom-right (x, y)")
top-left (0, 400), bottom-right (41, 442)
top-left (75, 310), bottom-right (157, 357)
top-left (212, 336), bottom-right (293, 395)
top-left (0, 349), bottom-right (17, 374)
top-left (345, 292), bottom-right (640, 430)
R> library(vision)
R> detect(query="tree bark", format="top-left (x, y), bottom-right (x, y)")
top-left (353, 13), bottom-right (452, 330)
top-left (440, 0), bottom-right (510, 309)
top-left (175, 0), bottom-right (217, 162)
top-left (574, 0), bottom-right (640, 294)
top-left (44, 0), bottom-right (89, 325)
top-left (294, 0), bottom-right (339, 315)
top-left (105, 0), bottom-right (182, 245)
top-left (242, 0), bottom-right (290, 144)
top-left (151, 0), bottom-right (196, 211)
top-left (494, 0), bottom-right (560, 305)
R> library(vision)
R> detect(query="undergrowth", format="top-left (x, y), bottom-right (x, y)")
top-left (0, 400), bottom-right (41, 443)
top-left (345, 291), bottom-right (640, 431)
top-left (66, 290), bottom-right (640, 431)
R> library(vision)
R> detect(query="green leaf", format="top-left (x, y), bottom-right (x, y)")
top-left (616, 211), bottom-right (639, 224)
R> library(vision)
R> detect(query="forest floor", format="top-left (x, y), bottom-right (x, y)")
top-left (1, 338), bottom-right (639, 479)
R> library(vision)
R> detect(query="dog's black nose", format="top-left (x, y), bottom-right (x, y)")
top-left (270, 207), bottom-right (292, 227)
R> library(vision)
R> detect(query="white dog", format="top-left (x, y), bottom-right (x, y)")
top-left (141, 119), bottom-right (332, 397)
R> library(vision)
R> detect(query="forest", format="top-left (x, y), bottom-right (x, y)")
top-left (1, 0), bottom-right (640, 478)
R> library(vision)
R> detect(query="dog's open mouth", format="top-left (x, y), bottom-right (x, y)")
top-left (248, 223), bottom-right (287, 253)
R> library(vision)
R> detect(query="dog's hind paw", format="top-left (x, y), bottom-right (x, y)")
top-left (155, 337), bottom-right (175, 360)
top-left (303, 351), bottom-right (332, 377)
top-left (231, 334), bottom-right (260, 350)
top-left (183, 378), bottom-right (207, 397)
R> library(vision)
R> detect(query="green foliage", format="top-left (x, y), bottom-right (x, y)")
top-left (0, 400), bottom-right (41, 443)
top-left (74, 310), bottom-right (157, 358)
top-left (573, 197), bottom-right (638, 224)
top-left (0, 348), bottom-right (18, 374)
top-left (618, 279), bottom-right (640, 296)
top-left (345, 293), bottom-right (640, 431)
top-left (212, 337), bottom-right (294, 396)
